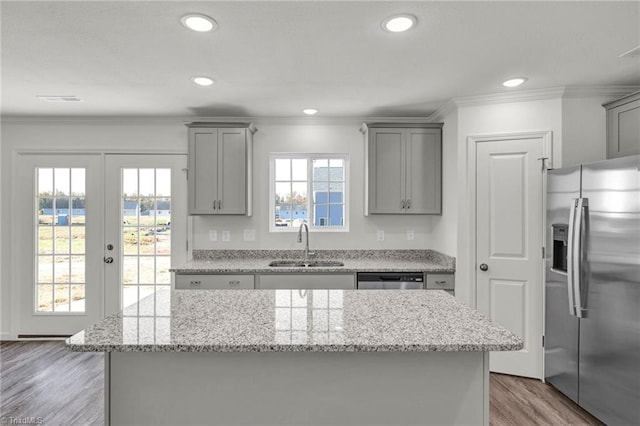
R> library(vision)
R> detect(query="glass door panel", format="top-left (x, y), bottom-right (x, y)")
top-left (104, 155), bottom-right (187, 316)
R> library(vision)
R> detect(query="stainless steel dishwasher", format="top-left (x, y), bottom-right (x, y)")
top-left (357, 272), bottom-right (424, 289)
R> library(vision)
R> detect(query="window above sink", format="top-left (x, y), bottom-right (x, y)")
top-left (269, 153), bottom-right (349, 232)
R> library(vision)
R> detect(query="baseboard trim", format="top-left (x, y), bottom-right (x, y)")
top-left (17, 334), bottom-right (71, 339)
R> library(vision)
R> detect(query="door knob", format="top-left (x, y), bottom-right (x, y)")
top-left (104, 257), bottom-right (114, 264)
top-left (479, 263), bottom-right (488, 271)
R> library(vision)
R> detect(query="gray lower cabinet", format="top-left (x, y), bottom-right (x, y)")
top-left (175, 274), bottom-right (255, 289)
top-left (187, 123), bottom-right (256, 215)
top-left (362, 123), bottom-right (443, 215)
top-left (258, 274), bottom-right (355, 290)
top-left (426, 273), bottom-right (455, 295)
top-left (604, 92), bottom-right (640, 159)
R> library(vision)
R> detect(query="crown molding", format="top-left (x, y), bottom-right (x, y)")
top-left (3, 85), bottom-right (637, 124)
top-left (0, 115), bottom-right (437, 125)
top-left (452, 85), bottom-right (640, 108)
top-left (453, 87), bottom-right (567, 107)
top-left (427, 100), bottom-right (457, 122)
top-left (560, 85), bottom-right (640, 99)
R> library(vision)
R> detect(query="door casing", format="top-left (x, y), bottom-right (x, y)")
top-left (466, 130), bottom-right (552, 379)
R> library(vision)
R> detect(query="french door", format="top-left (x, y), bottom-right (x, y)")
top-left (17, 154), bottom-right (103, 335)
top-left (16, 153), bottom-right (187, 336)
top-left (103, 155), bottom-right (187, 316)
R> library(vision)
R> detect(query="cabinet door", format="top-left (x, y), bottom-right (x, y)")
top-left (175, 274), bottom-right (254, 289)
top-left (607, 96), bottom-right (640, 159)
top-left (425, 273), bottom-right (454, 290)
top-left (405, 128), bottom-right (442, 214)
top-left (258, 274), bottom-right (355, 290)
top-left (188, 128), bottom-right (218, 214)
top-left (369, 129), bottom-right (405, 214)
top-left (217, 128), bottom-right (247, 214)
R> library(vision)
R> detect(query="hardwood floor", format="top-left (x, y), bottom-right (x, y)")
top-left (1, 341), bottom-right (603, 425)
top-left (490, 373), bottom-right (603, 426)
top-left (0, 341), bottom-right (104, 425)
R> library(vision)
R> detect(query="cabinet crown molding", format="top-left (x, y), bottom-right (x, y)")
top-left (185, 122), bottom-right (257, 134)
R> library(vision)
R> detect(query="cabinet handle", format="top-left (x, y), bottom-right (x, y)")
top-left (401, 199), bottom-right (406, 209)
top-left (435, 280), bottom-right (447, 285)
top-left (213, 201), bottom-right (217, 210)
top-left (190, 280), bottom-right (202, 286)
top-left (218, 200), bottom-right (222, 210)
top-left (407, 199), bottom-right (411, 209)
top-left (229, 280), bottom-right (240, 287)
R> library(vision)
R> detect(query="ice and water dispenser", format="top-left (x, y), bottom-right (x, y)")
top-left (551, 224), bottom-right (568, 273)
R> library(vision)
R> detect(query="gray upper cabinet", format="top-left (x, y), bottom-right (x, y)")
top-left (362, 123), bottom-right (443, 215)
top-left (604, 92), bottom-right (640, 159)
top-left (187, 123), bottom-right (256, 215)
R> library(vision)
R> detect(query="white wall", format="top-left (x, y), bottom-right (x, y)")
top-left (0, 118), bottom-right (454, 337)
top-left (454, 98), bottom-right (563, 306)
top-left (192, 120), bottom-right (452, 252)
top-left (428, 109), bottom-right (457, 258)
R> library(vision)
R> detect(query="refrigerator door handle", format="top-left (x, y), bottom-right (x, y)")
top-left (567, 198), bottom-right (578, 316)
top-left (574, 198), bottom-right (588, 318)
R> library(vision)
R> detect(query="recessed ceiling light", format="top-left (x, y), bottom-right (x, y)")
top-left (502, 77), bottom-right (528, 88)
top-left (36, 95), bottom-right (82, 102)
top-left (181, 13), bottom-right (217, 32)
top-left (192, 76), bottom-right (214, 86)
top-left (382, 14), bottom-right (417, 32)
top-left (303, 108), bottom-right (319, 115)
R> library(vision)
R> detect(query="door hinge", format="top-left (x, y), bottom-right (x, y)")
top-left (186, 240), bottom-right (189, 251)
top-left (542, 247), bottom-right (545, 258)
top-left (542, 335), bottom-right (545, 347)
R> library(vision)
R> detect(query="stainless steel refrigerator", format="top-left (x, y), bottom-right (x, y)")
top-left (545, 154), bottom-right (640, 425)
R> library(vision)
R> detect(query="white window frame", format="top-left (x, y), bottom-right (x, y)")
top-left (269, 153), bottom-right (349, 232)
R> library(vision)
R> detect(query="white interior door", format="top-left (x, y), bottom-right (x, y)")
top-left (104, 155), bottom-right (187, 316)
top-left (475, 135), bottom-right (546, 378)
top-left (16, 154), bottom-right (103, 336)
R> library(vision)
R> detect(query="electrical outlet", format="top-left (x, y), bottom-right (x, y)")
top-left (222, 230), bottom-right (231, 242)
top-left (243, 229), bottom-right (256, 241)
top-left (406, 230), bottom-right (415, 241)
top-left (209, 230), bottom-right (218, 241)
top-left (376, 230), bottom-right (385, 241)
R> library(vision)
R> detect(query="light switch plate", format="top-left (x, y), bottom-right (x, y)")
top-left (406, 230), bottom-right (415, 241)
top-left (209, 230), bottom-right (218, 241)
top-left (222, 230), bottom-right (231, 242)
top-left (376, 230), bottom-right (385, 241)
top-left (243, 229), bottom-right (256, 241)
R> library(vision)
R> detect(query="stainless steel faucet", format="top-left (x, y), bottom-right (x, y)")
top-left (297, 223), bottom-right (314, 260)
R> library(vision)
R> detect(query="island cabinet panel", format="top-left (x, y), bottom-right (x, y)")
top-left (175, 274), bottom-right (254, 289)
top-left (107, 351), bottom-right (489, 426)
top-left (187, 123), bottom-right (256, 215)
top-left (605, 92), bottom-right (640, 159)
top-left (363, 123), bottom-right (443, 215)
top-left (258, 274), bottom-right (355, 290)
top-left (426, 273), bottom-right (455, 295)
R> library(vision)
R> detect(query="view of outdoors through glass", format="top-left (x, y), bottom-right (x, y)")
top-left (36, 167), bottom-right (86, 312)
top-left (121, 168), bottom-right (172, 310)
top-left (274, 156), bottom-right (346, 229)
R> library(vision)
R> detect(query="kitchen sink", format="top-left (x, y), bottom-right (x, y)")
top-left (268, 260), bottom-right (344, 268)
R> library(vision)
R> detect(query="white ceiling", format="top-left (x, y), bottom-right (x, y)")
top-left (2, 1), bottom-right (639, 118)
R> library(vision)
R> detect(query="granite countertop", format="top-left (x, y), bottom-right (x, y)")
top-left (66, 289), bottom-right (522, 353)
top-left (171, 249), bottom-right (455, 273)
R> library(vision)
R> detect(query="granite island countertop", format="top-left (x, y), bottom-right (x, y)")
top-left (171, 249), bottom-right (455, 274)
top-left (66, 289), bottom-right (522, 353)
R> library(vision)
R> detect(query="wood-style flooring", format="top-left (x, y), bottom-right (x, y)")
top-left (1, 341), bottom-right (104, 425)
top-left (1, 341), bottom-right (603, 425)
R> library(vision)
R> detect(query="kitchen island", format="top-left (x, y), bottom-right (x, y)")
top-left (67, 289), bottom-right (522, 425)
